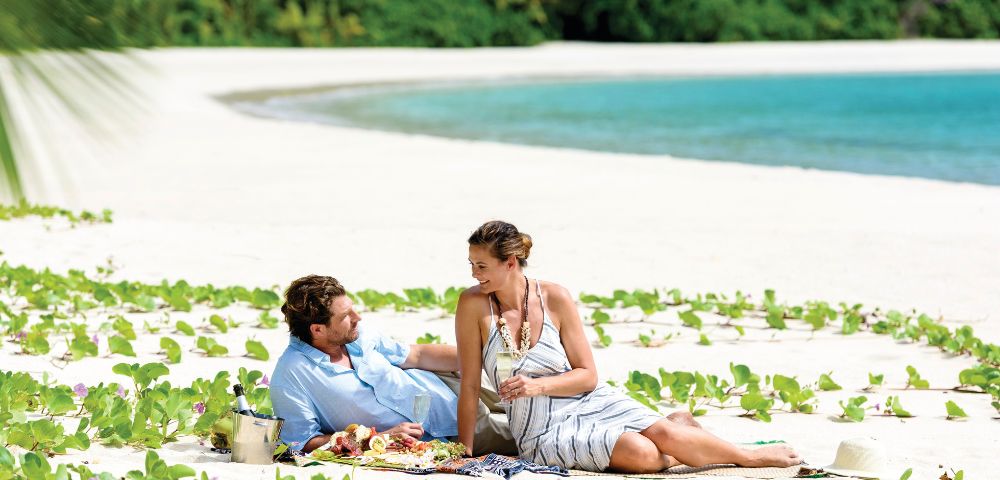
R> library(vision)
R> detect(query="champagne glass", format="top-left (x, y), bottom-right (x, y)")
top-left (495, 350), bottom-right (514, 407)
top-left (413, 393), bottom-right (431, 425)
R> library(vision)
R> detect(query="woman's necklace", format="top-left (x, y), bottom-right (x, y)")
top-left (491, 275), bottom-right (532, 359)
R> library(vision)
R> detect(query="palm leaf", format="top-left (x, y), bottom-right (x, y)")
top-left (0, 0), bottom-right (145, 202)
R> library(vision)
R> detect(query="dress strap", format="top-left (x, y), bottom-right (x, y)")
top-left (535, 279), bottom-right (545, 313)
top-left (488, 294), bottom-right (495, 322)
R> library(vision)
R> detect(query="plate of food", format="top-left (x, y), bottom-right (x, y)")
top-left (307, 423), bottom-right (466, 471)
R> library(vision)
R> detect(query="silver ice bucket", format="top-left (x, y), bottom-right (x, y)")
top-left (230, 411), bottom-right (284, 464)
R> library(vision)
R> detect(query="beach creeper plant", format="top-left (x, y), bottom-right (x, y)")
top-left (905, 366), bottom-right (930, 389)
top-left (839, 396), bottom-right (870, 422)
top-left (772, 375), bottom-right (816, 414)
top-left (245, 339), bottom-right (270, 361)
top-left (0, 202), bottom-right (112, 225)
top-left (416, 332), bottom-right (442, 344)
top-left (884, 396), bottom-right (913, 418)
top-left (195, 336), bottom-right (228, 357)
top-left (945, 400), bottom-right (969, 420)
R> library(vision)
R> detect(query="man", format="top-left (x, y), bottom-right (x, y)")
top-left (269, 275), bottom-right (515, 455)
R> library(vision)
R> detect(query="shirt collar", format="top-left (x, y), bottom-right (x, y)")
top-left (288, 335), bottom-right (364, 366)
top-left (289, 336), bottom-right (332, 365)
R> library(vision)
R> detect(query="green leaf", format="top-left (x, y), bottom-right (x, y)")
top-left (730, 363), bottom-right (751, 387)
top-left (257, 310), bottom-right (280, 329)
top-left (766, 306), bottom-right (787, 329)
top-left (168, 464), bottom-right (197, 478)
top-left (109, 335), bottom-right (136, 357)
top-left (626, 391), bottom-right (659, 413)
top-left (697, 333), bottom-right (711, 345)
top-left (591, 309), bottom-right (610, 325)
top-left (818, 373), bottom-right (842, 391)
top-left (245, 339), bottom-right (269, 361)
top-left (160, 336), bottom-right (182, 363)
top-left (175, 321), bottom-right (195, 336)
top-left (209, 314), bottom-right (228, 333)
top-left (839, 396), bottom-right (868, 422)
top-left (945, 400), bottom-right (968, 419)
top-left (113, 316), bottom-right (137, 340)
top-left (593, 325), bottom-right (612, 348)
top-left (252, 288), bottom-right (281, 309)
top-left (906, 365), bottom-right (929, 389)
top-left (889, 396), bottom-right (912, 417)
top-left (47, 393), bottom-right (76, 415)
top-left (868, 372), bottom-right (884, 387)
top-left (416, 333), bottom-right (442, 344)
top-left (678, 310), bottom-right (702, 330)
top-left (899, 468), bottom-right (913, 480)
top-left (0, 446), bottom-right (13, 467)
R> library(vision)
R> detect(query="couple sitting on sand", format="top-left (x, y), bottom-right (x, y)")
top-left (269, 220), bottom-right (800, 473)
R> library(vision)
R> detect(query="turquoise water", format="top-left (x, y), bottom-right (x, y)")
top-left (258, 72), bottom-right (1000, 185)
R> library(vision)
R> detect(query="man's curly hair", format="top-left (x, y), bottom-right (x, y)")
top-left (281, 275), bottom-right (347, 344)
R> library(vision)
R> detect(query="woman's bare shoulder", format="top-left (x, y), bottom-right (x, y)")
top-left (459, 285), bottom-right (488, 304)
top-left (537, 280), bottom-right (574, 308)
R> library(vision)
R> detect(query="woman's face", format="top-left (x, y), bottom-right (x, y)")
top-left (469, 244), bottom-right (509, 294)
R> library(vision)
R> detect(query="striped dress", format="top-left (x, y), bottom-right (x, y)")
top-left (482, 280), bottom-right (662, 471)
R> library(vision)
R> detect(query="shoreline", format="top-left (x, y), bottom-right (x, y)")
top-left (222, 70), bottom-right (1000, 188)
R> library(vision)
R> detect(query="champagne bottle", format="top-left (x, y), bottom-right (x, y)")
top-left (233, 384), bottom-right (255, 417)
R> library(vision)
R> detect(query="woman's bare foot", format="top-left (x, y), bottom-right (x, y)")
top-left (740, 445), bottom-right (801, 467)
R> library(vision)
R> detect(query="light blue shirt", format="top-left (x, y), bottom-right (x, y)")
top-left (269, 325), bottom-right (458, 449)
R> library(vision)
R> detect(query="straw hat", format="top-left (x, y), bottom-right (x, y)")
top-left (823, 437), bottom-right (892, 479)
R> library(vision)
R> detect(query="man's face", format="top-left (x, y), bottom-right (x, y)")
top-left (312, 295), bottom-right (361, 349)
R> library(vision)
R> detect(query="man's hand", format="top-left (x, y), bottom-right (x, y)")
top-left (383, 422), bottom-right (424, 439)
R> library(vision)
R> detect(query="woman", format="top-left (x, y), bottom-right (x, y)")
top-left (455, 220), bottom-right (800, 473)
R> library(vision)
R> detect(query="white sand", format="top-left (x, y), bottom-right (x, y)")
top-left (1, 41), bottom-right (999, 479)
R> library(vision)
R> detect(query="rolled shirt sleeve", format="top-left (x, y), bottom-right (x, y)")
top-left (371, 331), bottom-right (411, 366)
top-left (270, 379), bottom-right (322, 450)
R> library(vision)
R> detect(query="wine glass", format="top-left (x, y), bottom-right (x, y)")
top-left (495, 350), bottom-right (514, 407)
top-left (413, 393), bottom-right (431, 425)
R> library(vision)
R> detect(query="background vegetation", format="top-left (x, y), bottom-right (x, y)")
top-left (3, 0), bottom-right (999, 51)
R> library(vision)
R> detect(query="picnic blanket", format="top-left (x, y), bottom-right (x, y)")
top-left (294, 452), bottom-right (568, 478)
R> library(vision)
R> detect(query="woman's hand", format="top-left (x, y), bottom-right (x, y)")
top-left (499, 375), bottom-right (544, 401)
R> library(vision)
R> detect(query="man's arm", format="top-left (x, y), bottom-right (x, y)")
top-left (302, 434), bottom-right (331, 454)
top-left (398, 343), bottom-right (459, 372)
top-left (270, 380), bottom-right (324, 452)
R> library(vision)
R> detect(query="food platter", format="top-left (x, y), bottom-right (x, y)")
top-left (306, 423), bottom-right (465, 470)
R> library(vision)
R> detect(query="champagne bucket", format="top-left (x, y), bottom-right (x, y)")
top-left (230, 411), bottom-right (284, 464)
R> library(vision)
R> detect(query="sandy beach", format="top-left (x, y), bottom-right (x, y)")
top-left (1, 41), bottom-right (1000, 479)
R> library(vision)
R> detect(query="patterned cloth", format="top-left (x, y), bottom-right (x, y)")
top-left (482, 280), bottom-right (663, 471)
top-left (439, 454), bottom-right (569, 479)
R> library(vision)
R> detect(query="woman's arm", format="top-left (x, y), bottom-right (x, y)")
top-left (500, 283), bottom-right (598, 401)
top-left (455, 289), bottom-right (484, 455)
top-left (399, 344), bottom-right (460, 372)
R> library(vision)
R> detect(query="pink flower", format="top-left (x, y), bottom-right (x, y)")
top-left (116, 385), bottom-right (126, 398)
top-left (91, 334), bottom-right (99, 345)
top-left (14, 331), bottom-right (26, 341)
top-left (260, 375), bottom-right (270, 386)
top-left (874, 403), bottom-right (881, 412)
top-left (73, 383), bottom-right (89, 398)
top-left (193, 402), bottom-right (205, 414)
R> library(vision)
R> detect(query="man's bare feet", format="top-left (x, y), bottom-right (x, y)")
top-left (740, 445), bottom-right (801, 467)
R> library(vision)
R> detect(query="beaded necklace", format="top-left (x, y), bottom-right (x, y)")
top-left (490, 275), bottom-right (532, 358)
